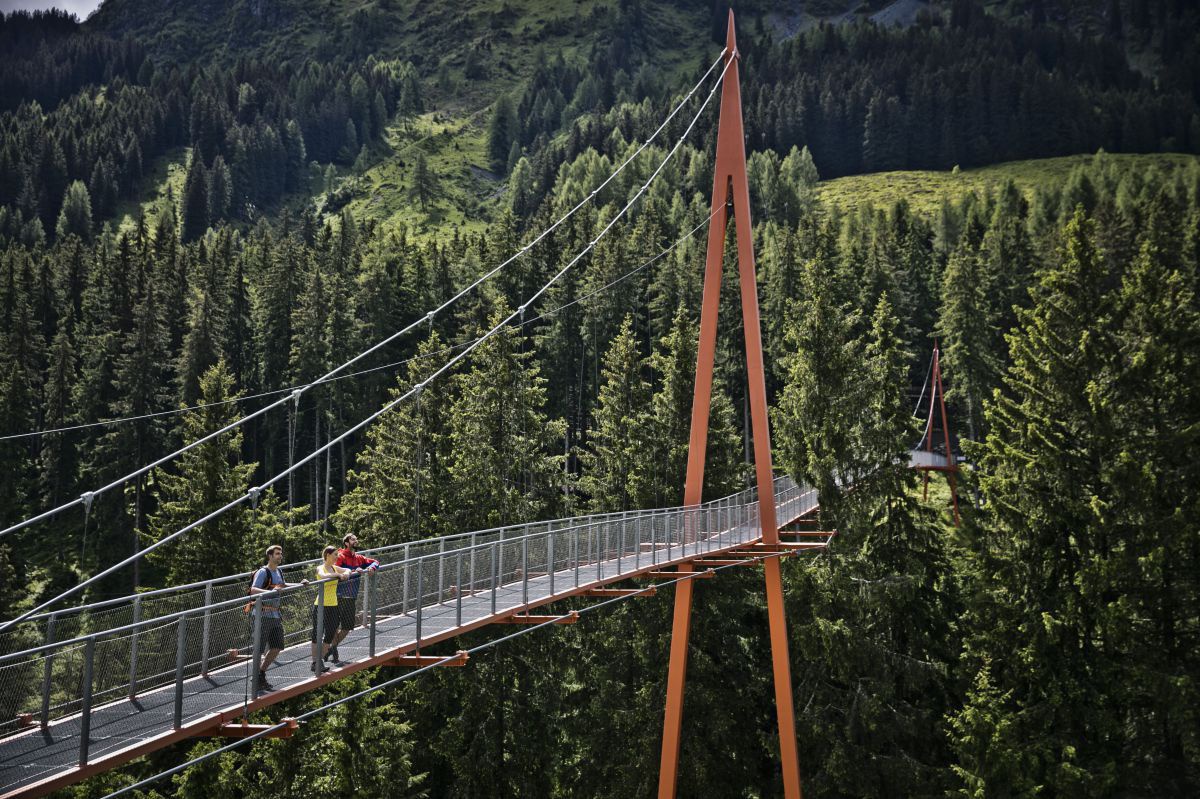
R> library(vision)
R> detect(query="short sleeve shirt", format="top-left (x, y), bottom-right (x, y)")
top-left (252, 567), bottom-right (284, 619)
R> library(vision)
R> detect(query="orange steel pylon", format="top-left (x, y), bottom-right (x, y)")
top-left (920, 342), bottom-right (961, 527)
top-left (657, 12), bottom-right (803, 799)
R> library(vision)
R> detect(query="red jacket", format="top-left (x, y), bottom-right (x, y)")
top-left (335, 549), bottom-right (379, 597)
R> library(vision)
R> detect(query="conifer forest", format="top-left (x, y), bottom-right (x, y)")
top-left (0, 0), bottom-right (1198, 796)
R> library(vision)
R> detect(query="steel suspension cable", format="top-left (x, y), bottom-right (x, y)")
top-left (0, 49), bottom-right (726, 542)
top-left (0, 208), bottom-right (715, 633)
top-left (0, 55), bottom-right (731, 636)
top-left (100, 549), bottom-right (792, 799)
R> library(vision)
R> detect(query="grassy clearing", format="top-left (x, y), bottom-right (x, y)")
top-left (113, 146), bottom-right (189, 235)
top-left (816, 152), bottom-right (1200, 216)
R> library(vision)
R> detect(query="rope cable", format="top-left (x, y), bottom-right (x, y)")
top-left (0, 54), bottom-right (731, 636)
top-left (0, 49), bottom-right (727, 541)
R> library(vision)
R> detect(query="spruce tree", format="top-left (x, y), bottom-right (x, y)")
top-left (148, 361), bottom-right (256, 584)
top-left (54, 180), bottom-right (92, 242)
top-left (579, 316), bottom-right (650, 512)
top-left (445, 309), bottom-right (567, 531)
top-left (950, 209), bottom-right (1125, 796)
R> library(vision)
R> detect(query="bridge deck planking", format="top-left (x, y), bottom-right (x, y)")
top-left (0, 491), bottom-right (820, 798)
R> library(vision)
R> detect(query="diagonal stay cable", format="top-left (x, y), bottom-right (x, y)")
top-left (100, 549), bottom-right (796, 799)
top-left (0, 53), bottom-right (732, 636)
top-left (0, 206), bottom-right (716, 633)
top-left (0, 48), bottom-right (726, 541)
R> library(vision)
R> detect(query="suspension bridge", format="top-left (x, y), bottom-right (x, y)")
top-left (0, 14), bottom-right (958, 799)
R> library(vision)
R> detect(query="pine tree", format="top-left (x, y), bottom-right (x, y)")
top-left (334, 333), bottom-right (450, 545)
top-left (579, 316), bottom-right (650, 512)
top-left (180, 152), bottom-right (209, 243)
top-left (950, 209), bottom-right (1125, 796)
top-left (54, 180), bottom-right (92, 242)
top-left (445, 310), bottom-right (568, 531)
top-left (937, 239), bottom-right (1000, 442)
top-left (487, 94), bottom-right (518, 173)
top-left (409, 150), bottom-right (438, 211)
top-left (638, 306), bottom-right (741, 507)
top-left (775, 255), bottom-right (864, 523)
top-left (786, 296), bottom-right (957, 798)
top-left (148, 361), bottom-right (257, 584)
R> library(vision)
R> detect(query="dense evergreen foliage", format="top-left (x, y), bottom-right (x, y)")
top-left (2, 1), bottom-right (1199, 797)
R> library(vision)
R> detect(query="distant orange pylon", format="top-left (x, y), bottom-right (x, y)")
top-left (919, 341), bottom-right (961, 527)
top-left (657, 12), bottom-right (804, 799)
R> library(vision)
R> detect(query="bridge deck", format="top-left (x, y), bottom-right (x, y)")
top-left (0, 489), bottom-right (819, 798)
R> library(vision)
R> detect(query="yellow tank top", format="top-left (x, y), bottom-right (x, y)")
top-left (313, 565), bottom-right (339, 606)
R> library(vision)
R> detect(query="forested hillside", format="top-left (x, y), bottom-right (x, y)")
top-left (1, 0), bottom-right (1198, 796)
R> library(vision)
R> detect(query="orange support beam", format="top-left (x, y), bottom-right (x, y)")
top-left (642, 570), bottom-right (716, 580)
top-left (657, 12), bottom-right (804, 799)
top-left (495, 612), bottom-right (579, 625)
top-left (582, 587), bottom-right (656, 598)
top-left (205, 718), bottom-right (299, 739)
top-left (386, 651), bottom-right (469, 668)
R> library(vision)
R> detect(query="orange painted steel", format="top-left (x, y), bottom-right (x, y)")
top-left (920, 342), bottom-right (961, 527)
top-left (388, 651), bottom-right (470, 668)
top-left (657, 11), bottom-right (804, 799)
top-left (582, 587), bottom-right (655, 598)
top-left (643, 569), bottom-right (715, 580)
top-left (205, 718), bottom-right (299, 739)
top-left (496, 612), bottom-right (579, 625)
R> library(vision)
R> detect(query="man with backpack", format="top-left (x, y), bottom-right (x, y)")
top-left (328, 533), bottom-right (379, 663)
top-left (248, 544), bottom-right (300, 694)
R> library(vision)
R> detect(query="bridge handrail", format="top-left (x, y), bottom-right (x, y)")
top-left (1, 476), bottom-right (783, 631)
top-left (0, 479), bottom-right (796, 666)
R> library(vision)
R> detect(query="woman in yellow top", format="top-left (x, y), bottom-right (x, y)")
top-left (311, 545), bottom-right (350, 672)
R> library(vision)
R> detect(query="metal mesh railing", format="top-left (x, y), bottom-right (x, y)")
top-left (0, 475), bottom-right (815, 752)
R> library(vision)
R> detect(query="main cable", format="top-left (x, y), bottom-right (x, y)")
top-left (0, 206), bottom-right (716, 632)
top-left (0, 53), bottom-right (732, 635)
top-left (100, 549), bottom-right (794, 799)
top-left (0, 49), bottom-right (727, 541)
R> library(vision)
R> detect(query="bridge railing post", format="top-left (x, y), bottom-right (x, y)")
top-left (469, 533), bottom-right (477, 594)
top-left (455, 550), bottom-right (463, 627)
top-left (249, 596), bottom-right (263, 693)
top-left (128, 594), bottom-right (141, 700)
top-left (173, 613), bottom-right (188, 729)
top-left (490, 542), bottom-right (499, 616)
top-left (200, 581), bottom-right (213, 677)
top-left (497, 528), bottom-right (505, 592)
top-left (521, 536), bottom-right (529, 606)
top-left (415, 563), bottom-right (424, 647)
top-left (313, 584), bottom-right (325, 674)
top-left (40, 612), bottom-right (56, 727)
top-left (548, 530), bottom-right (555, 596)
top-left (78, 635), bottom-right (95, 766)
top-left (401, 543), bottom-right (410, 616)
top-left (573, 522), bottom-right (580, 587)
top-left (368, 567), bottom-right (378, 658)
top-left (437, 539), bottom-right (445, 605)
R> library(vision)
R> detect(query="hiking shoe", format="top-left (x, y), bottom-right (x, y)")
top-left (330, 646), bottom-right (340, 663)
top-left (256, 672), bottom-right (275, 693)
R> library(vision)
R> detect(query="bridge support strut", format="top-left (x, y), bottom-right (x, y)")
top-left (657, 11), bottom-right (803, 799)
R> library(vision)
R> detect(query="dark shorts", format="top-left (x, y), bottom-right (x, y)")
top-left (337, 600), bottom-right (358, 631)
top-left (253, 617), bottom-right (285, 652)
top-left (311, 606), bottom-right (338, 644)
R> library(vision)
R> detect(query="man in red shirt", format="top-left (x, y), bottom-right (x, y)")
top-left (328, 533), bottom-right (380, 663)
